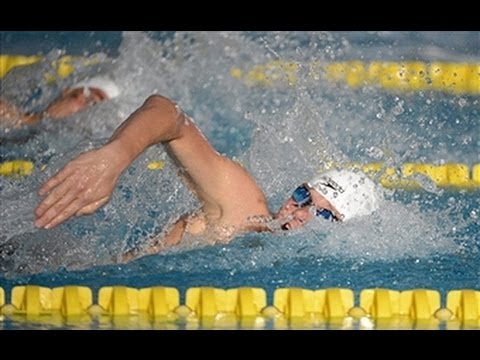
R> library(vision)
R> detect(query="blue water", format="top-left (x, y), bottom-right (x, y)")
top-left (2, 31), bottom-right (479, 60)
top-left (1, 31), bottom-right (123, 57)
top-left (0, 32), bottom-right (479, 329)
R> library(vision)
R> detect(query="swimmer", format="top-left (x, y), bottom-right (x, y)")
top-left (0, 76), bottom-right (120, 128)
top-left (33, 95), bottom-right (382, 262)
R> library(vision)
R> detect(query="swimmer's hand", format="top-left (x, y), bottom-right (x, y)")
top-left (34, 142), bottom-right (130, 229)
top-left (0, 99), bottom-right (42, 127)
top-left (119, 248), bottom-right (143, 263)
top-left (119, 235), bottom-right (169, 263)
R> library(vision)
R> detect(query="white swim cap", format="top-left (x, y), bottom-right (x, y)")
top-left (308, 170), bottom-right (382, 221)
top-left (73, 76), bottom-right (120, 99)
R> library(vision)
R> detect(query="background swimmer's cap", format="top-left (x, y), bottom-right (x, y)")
top-left (73, 76), bottom-right (120, 99)
top-left (308, 170), bottom-right (382, 221)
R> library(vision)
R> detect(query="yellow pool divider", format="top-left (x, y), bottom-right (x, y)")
top-left (10, 285), bottom-right (53, 316)
top-left (0, 160), bottom-right (34, 177)
top-left (231, 60), bottom-right (480, 95)
top-left (0, 159), bottom-right (163, 177)
top-left (51, 286), bottom-right (93, 316)
top-left (2, 54), bottom-right (478, 94)
top-left (180, 287), bottom-right (268, 318)
top-left (146, 160), bottom-right (165, 170)
top-left (138, 286), bottom-right (180, 317)
top-left (95, 286), bottom-right (181, 319)
top-left (0, 55), bottom-right (42, 78)
top-left (0, 54), bottom-right (106, 84)
top-left (399, 289), bottom-right (441, 320)
top-left (226, 287), bottom-right (267, 317)
top-left (1, 285), bottom-right (479, 329)
top-left (273, 287), bottom-right (354, 319)
top-left (2, 159), bottom-right (479, 190)
top-left (185, 287), bottom-right (228, 318)
top-left (446, 289), bottom-right (480, 322)
top-left (345, 162), bottom-right (480, 190)
top-left (360, 288), bottom-right (401, 318)
top-left (98, 286), bottom-right (139, 316)
top-left (324, 161), bottom-right (480, 190)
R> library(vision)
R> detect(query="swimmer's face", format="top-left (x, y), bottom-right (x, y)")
top-left (45, 87), bottom-right (108, 119)
top-left (275, 184), bottom-right (340, 231)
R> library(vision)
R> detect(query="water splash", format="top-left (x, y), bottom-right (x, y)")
top-left (0, 31), bottom-right (477, 281)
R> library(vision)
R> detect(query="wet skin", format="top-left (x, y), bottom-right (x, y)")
top-left (44, 87), bottom-right (108, 119)
top-left (0, 87), bottom-right (108, 127)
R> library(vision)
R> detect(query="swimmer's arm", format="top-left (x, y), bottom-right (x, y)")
top-left (120, 217), bottom-right (187, 263)
top-left (0, 99), bottom-right (43, 127)
top-left (107, 95), bottom-right (243, 213)
top-left (35, 95), bottom-right (186, 229)
top-left (106, 95), bottom-right (185, 165)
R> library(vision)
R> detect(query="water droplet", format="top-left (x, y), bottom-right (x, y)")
top-left (366, 146), bottom-right (384, 159)
top-left (392, 101), bottom-right (404, 115)
top-left (412, 174), bottom-right (442, 194)
top-left (458, 98), bottom-right (467, 107)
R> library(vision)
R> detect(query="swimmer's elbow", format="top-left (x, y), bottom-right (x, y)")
top-left (144, 94), bottom-right (186, 137)
top-left (144, 94), bottom-right (176, 111)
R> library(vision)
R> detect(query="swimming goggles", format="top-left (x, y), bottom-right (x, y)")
top-left (291, 184), bottom-right (338, 221)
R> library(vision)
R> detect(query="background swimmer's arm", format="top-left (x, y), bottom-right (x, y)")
top-left (35, 95), bottom-right (187, 229)
top-left (0, 99), bottom-right (43, 127)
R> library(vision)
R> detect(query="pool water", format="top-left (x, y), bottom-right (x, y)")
top-left (0, 31), bottom-right (479, 329)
